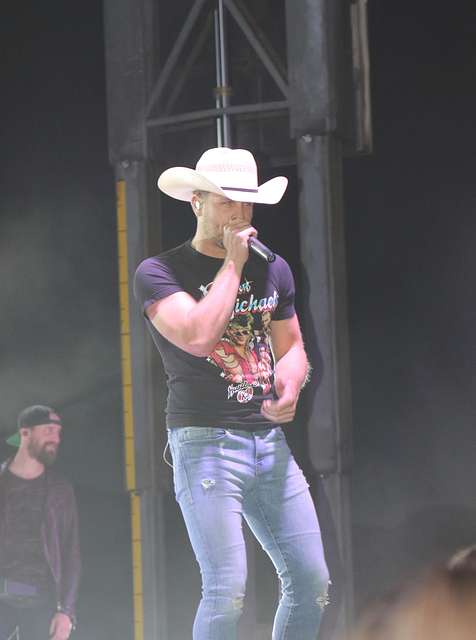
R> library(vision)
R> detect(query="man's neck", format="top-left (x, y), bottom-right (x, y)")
top-left (8, 451), bottom-right (45, 480)
top-left (191, 234), bottom-right (226, 259)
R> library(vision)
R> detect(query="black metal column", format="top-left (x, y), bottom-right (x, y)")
top-left (296, 134), bottom-right (353, 638)
top-left (285, 1), bottom-right (355, 637)
top-left (115, 160), bottom-right (168, 640)
top-left (104, 1), bottom-right (168, 638)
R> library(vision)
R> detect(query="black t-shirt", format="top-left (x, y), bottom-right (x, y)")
top-left (134, 240), bottom-right (296, 430)
top-left (0, 470), bottom-right (52, 593)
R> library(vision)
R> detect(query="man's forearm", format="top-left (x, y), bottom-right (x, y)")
top-left (274, 344), bottom-right (310, 394)
top-left (186, 258), bottom-right (242, 355)
top-left (260, 341), bottom-right (310, 423)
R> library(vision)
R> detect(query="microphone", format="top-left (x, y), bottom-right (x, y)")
top-left (249, 237), bottom-right (276, 263)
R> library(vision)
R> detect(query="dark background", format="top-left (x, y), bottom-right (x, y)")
top-left (1, 1), bottom-right (475, 637)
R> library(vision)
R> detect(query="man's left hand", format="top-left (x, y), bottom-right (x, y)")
top-left (260, 379), bottom-right (298, 423)
top-left (49, 612), bottom-right (73, 640)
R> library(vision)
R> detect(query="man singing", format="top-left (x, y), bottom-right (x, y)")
top-left (134, 147), bottom-right (329, 639)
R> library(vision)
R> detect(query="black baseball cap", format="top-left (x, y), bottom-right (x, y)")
top-left (6, 405), bottom-right (62, 447)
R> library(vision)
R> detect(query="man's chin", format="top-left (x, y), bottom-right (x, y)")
top-left (38, 448), bottom-right (58, 466)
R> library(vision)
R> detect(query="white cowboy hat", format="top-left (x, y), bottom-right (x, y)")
top-left (157, 147), bottom-right (288, 205)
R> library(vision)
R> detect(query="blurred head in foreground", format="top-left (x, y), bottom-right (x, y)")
top-left (351, 559), bottom-right (476, 640)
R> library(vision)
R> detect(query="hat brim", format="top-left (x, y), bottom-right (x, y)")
top-left (158, 167), bottom-right (288, 205)
top-left (6, 433), bottom-right (20, 448)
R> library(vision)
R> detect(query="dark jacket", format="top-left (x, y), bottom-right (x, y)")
top-left (0, 460), bottom-right (81, 623)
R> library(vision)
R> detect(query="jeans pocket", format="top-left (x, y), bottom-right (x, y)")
top-left (176, 427), bottom-right (227, 445)
top-left (170, 428), bottom-right (228, 506)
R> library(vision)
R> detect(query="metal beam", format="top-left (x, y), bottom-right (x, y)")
top-left (147, 100), bottom-right (288, 129)
top-left (164, 14), bottom-right (213, 116)
top-left (224, 0), bottom-right (289, 98)
top-left (115, 160), bottom-right (168, 640)
top-left (285, 2), bottom-right (355, 637)
top-left (294, 123), bottom-right (354, 640)
top-left (145, 0), bottom-right (210, 118)
top-left (215, 0), bottom-right (232, 145)
top-left (103, 0), bottom-right (149, 161)
top-left (350, 0), bottom-right (373, 153)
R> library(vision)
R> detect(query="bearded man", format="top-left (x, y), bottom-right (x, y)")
top-left (0, 405), bottom-right (80, 640)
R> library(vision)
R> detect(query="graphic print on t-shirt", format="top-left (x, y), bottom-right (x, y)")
top-left (199, 278), bottom-right (278, 403)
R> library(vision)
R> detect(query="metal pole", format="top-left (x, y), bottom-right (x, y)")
top-left (294, 130), bottom-right (354, 640)
top-left (217, 0), bottom-right (231, 146)
top-left (214, 9), bottom-right (223, 146)
top-left (115, 160), bottom-right (169, 640)
top-left (224, 0), bottom-right (289, 99)
top-left (145, 0), bottom-right (209, 117)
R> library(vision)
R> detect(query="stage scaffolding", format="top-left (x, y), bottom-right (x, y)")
top-left (103, 1), bottom-right (371, 638)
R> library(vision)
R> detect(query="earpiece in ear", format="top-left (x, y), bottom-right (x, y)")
top-left (195, 201), bottom-right (201, 210)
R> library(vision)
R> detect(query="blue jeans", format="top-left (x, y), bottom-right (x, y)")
top-left (167, 426), bottom-right (329, 640)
